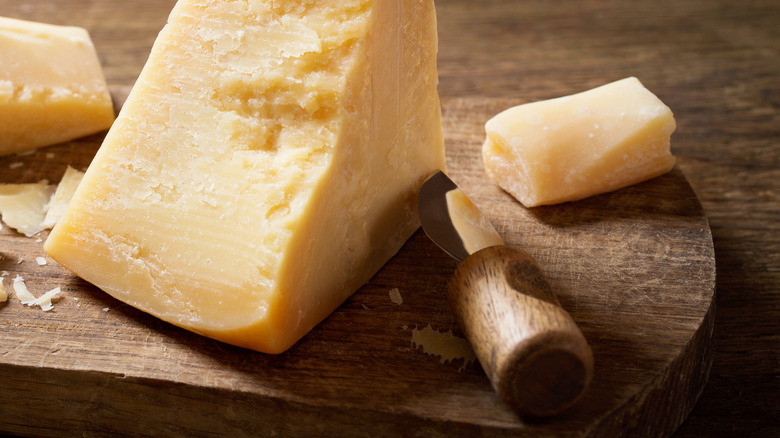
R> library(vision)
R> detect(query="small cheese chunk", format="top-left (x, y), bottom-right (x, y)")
top-left (483, 77), bottom-right (676, 207)
top-left (45, 0), bottom-right (445, 353)
top-left (0, 16), bottom-right (114, 156)
top-left (0, 181), bottom-right (55, 237)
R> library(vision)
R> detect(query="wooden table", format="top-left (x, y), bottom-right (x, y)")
top-left (1, 0), bottom-right (778, 436)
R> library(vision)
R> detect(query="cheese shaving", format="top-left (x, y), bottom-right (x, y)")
top-left (13, 275), bottom-right (36, 305)
top-left (0, 166), bottom-right (85, 236)
top-left (12, 275), bottom-right (62, 311)
top-left (32, 287), bottom-right (62, 311)
top-left (0, 181), bottom-right (55, 237)
top-left (411, 324), bottom-right (477, 372)
top-left (388, 287), bottom-right (403, 305)
top-left (42, 165), bottom-right (85, 228)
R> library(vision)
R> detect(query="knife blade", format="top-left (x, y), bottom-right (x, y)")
top-left (418, 170), bottom-right (594, 417)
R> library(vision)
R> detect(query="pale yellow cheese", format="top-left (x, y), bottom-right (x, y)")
top-left (31, 287), bottom-right (62, 311)
top-left (45, 0), bottom-right (445, 353)
top-left (0, 278), bottom-right (7, 303)
top-left (9, 275), bottom-right (61, 311)
top-left (42, 165), bottom-right (85, 229)
top-left (0, 16), bottom-right (114, 156)
top-left (482, 77), bottom-right (676, 207)
top-left (0, 166), bottom-right (83, 236)
top-left (0, 181), bottom-right (55, 237)
top-left (12, 275), bottom-right (36, 305)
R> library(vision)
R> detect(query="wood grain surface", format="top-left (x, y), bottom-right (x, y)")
top-left (1, 0), bottom-right (778, 436)
top-left (1, 87), bottom-right (714, 436)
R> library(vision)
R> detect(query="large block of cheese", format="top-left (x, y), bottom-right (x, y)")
top-left (45, 0), bottom-right (445, 353)
top-left (0, 16), bottom-right (114, 156)
top-left (483, 77), bottom-right (676, 207)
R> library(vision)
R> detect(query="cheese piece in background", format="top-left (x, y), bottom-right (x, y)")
top-left (45, 0), bottom-right (445, 354)
top-left (0, 16), bottom-right (114, 156)
top-left (0, 181), bottom-right (55, 237)
top-left (482, 77), bottom-right (676, 207)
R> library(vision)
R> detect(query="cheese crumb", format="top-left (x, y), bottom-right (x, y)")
top-left (36, 256), bottom-right (47, 266)
top-left (388, 287), bottom-right (403, 305)
top-left (13, 275), bottom-right (36, 305)
top-left (0, 278), bottom-right (7, 302)
top-left (411, 324), bottom-right (476, 372)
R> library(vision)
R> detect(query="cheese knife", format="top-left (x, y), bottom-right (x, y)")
top-left (417, 170), bottom-right (594, 417)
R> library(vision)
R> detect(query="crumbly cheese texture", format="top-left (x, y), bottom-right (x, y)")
top-left (483, 77), bottom-right (676, 207)
top-left (45, 0), bottom-right (445, 353)
top-left (0, 16), bottom-right (114, 156)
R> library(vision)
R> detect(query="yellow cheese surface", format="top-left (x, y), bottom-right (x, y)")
top-left (45, 0), bottom-right (445, 353)
top-left (0, 16), bottom-right (114, 156)
top-left (482, 77), bottom-right (676, 207)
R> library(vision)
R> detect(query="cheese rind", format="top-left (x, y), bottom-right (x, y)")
top-left (0, 16), bottom-right (114, 156)
top-left (482, 77), bottom-right (676, 207)
top-left (45, 0), bottom-right (444, 353)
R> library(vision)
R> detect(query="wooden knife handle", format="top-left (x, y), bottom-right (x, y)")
top-left (447, 245), bottom-right (594, 417)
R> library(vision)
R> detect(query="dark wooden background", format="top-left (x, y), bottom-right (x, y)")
top-left (443, 2), bottom-right (779, 435)
top-left (0, 0), bottom-right (777, 436)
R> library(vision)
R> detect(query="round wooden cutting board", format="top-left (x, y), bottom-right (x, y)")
top-left (434, 98), bottom-right (716, 435)
top-left (0, 94), bottom-right (716, 437)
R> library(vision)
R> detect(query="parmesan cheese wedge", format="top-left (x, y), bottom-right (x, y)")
top-left (45, 0), bottom-right (445, 353)
top-left (0, 16), bottom-right (114, 156)
top-left (483, 77), bottom-right (677, 207)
